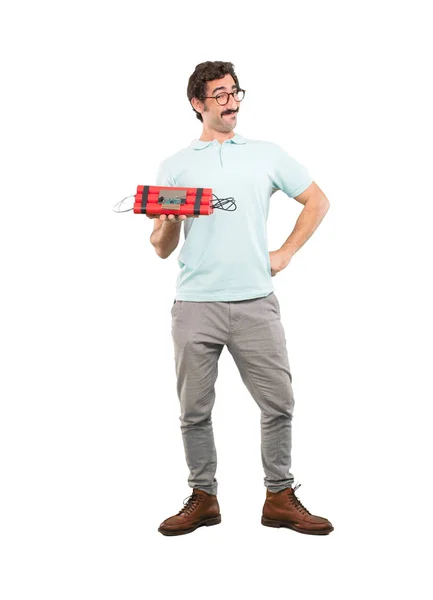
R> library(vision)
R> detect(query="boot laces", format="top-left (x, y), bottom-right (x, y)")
top-left (177, 492), bottom-right (203, 516)
top-left (289, 483), bottom-right (312, 516)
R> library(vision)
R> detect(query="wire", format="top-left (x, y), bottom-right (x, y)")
top-left (112, 195), bottom-right (135, 213)
top-left (211, 193), bottom-right (237, 211)
top-left (112, 192), bottom-right (237, 213)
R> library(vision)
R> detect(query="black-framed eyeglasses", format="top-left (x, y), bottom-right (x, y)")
top-left (204, 88), bottom-right (246, 106)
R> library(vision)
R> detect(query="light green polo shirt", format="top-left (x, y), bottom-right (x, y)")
top-left (155, 132), bottom-right (313, 301)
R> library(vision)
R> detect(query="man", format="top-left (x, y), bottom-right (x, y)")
top-left (149, 61), bottom-right (333, 536)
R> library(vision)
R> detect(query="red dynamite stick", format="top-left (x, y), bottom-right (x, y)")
top-left (133, 193), bottom-right (212, 204)
top-left (136, 185), bottom-right (213, 196)
top-left (142, 203), bottom-right (212, 216)
top-left (143, 193), bottom-right (212, 205)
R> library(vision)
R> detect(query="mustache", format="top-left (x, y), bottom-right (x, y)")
top-left (222, 109), bottom-right (238, 115)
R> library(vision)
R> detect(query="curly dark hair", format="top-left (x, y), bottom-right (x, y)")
top-left (187, 61), bottom-right (240, 123)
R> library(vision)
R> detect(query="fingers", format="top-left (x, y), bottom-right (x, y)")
top-left (165, 214), bottom-right (186, 222)
top-left (146, 213), bottom-right (199, 221)
top-left (145, 214), bottom-right (181, 221)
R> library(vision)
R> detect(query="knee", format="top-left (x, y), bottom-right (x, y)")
top-left (180, 408), bottom-right (213, 429)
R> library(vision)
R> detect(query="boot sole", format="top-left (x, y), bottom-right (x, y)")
top-left (261, 516), bottom-right (334, 535)
top-left (158, 514), bottom-right (221, 536)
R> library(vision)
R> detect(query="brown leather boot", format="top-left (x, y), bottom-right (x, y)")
top-left (158, 488), bottom-right (221, 536)
top-left (262, 483), bottom-right (334, 535)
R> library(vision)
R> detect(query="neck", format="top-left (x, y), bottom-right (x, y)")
top-left (199, 128), bottom-right (235, 144)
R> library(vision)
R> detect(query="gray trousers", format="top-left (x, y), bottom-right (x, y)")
top-left (171, 292), bottom-right (295, 495)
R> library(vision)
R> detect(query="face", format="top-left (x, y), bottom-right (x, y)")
top-left (194, 74), bottom-right (240, 132)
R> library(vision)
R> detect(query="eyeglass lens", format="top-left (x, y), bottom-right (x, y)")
top-left (216, 89), bottom-right (245, 105)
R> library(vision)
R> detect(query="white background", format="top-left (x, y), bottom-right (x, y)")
top-left (1, 0), bottom-right (432, 598)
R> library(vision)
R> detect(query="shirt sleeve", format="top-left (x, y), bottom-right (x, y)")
top-left (269, 144), bottom-right (313, 198)
top-left (155, 159), bottom-right (176, 186)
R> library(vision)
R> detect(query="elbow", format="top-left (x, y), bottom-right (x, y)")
top-left (149, 234), bottom-right (179, 259)
top-left (153, 245), bottom-right (168, 259)
top-left (150, 239), bottom-right (165, 259)
top-left (319, 196), bottom-right (330, 214)
top-left (152, 244), bottom-right (171, 259)
top-left (156, 244), bottom-right (179, 260)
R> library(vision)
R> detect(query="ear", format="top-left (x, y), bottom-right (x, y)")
top-left (191, 98), bottom-right (203, 114)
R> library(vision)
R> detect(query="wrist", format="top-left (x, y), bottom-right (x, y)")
top-left (279, 245), bottom-right (295, 260)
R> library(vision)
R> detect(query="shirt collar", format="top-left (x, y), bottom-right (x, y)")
top-left (189, 133), bottom-right (247, 150)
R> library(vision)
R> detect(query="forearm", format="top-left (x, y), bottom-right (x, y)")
top-left (150, 220), bottom-right (182, 259)
top-left (280, 202), bottom-right (330, 258)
